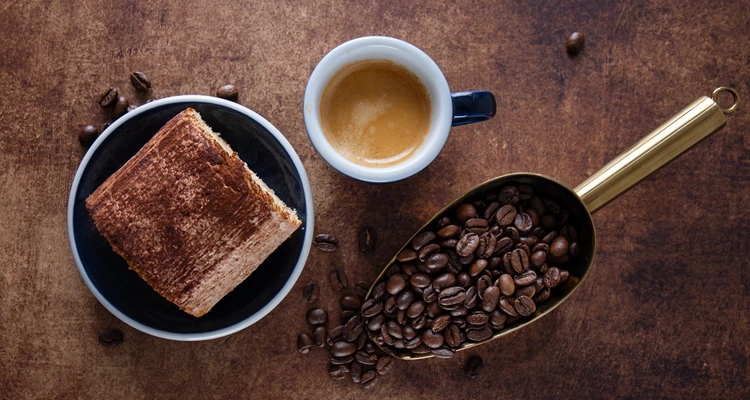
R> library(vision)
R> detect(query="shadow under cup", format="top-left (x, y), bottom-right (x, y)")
top-left (304, 36), bottom-right (496, 183)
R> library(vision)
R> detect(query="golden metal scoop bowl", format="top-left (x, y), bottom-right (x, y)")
top-left (366, 87), bottom-right (740, 360)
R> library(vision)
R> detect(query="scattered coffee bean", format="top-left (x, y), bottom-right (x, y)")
top-left (327, 325), bottom-right (343, 346)
top-left (129, 71), bottom-right (151, 92)
top-left (464, 356), bottom-right (483, 379)
top-left (297, 333), bottom-right (313, 354)
top-left (340, 294), bottom-right (361, 310)
top-left (99, 87), bottom-right (118, 107)
top-left (359, 226), bottom-right (377, 252)
top-left (216, 84), bottom-right (239, 101)
top-left (78, 125), bottom-right (99, 147)
top-left (376, 356), bottom-right (393, 375)
top-left (302, 282), bottom-right (319, 303)
top-left (361, 370), bottom-right (378, 389)
top-left (355, 281), bottom-right (370, 298)
top-left (566, 32), bottom-right (585, 55)
top-left (328, 268), bottom-right (348, 290)
top-left (112, 96), bottom-right (129, 119)
top-left (307, 308), bottom-right (328, 325)
top-left (314, 233), bottom-right (338, 251)
top-left (329, 364), bottom-right (349, 380)
top-left (97, 329), bottom-right (123, 347)
top-left (332, 340), bottom-right (357, 357)
top-left (312, 326), bottom-right (327, 347)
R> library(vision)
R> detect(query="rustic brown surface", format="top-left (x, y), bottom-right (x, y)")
top-left (1, 0), bottom-right (748, 398)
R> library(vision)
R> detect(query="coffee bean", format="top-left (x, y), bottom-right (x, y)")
top-left (98, 87), bottom-right (119, 107)
top-left (330, 354), bottom-right (354, 365)
top-left (456, 233), bottom-right (480, 256)
top-left (495, 205), bottom-right (517, 226)
top-left (431, 347), bottom-right (456, 359)
top-left (543, 266), bottom-right (562, 288)
top-left (367, 314), bottom-right (386, 331)
top-left (422, 285), bottom-right (437, 303)
top-left (361, 299), bottom-right (384, 318)
top-left (395, 290), bottom-right (415, 310)
top-left (384, 296), bottom-right (398, 314)
top-left (355, 350), bottom-right (378, 365)
top-left (515, 295), bottom-right (536, 316)
top-left (482, 286), bottom-right (500, 312)
top-left (343, 315), bottom-right (364, 342)
top-left (505, 226), bottom-right (521, 243)
top-left (112, 96), bottom-right (129, 119)
top-left (437, 224), bottom-right (460, 239)
top-left (569, 241), bottom-right (580, 258)
top-left (498, 274), bottom-right (515, 296)
top-left (495, 237), bottom-right (514, 255)
top-left (129, 71), bottom-right (151, 92)
top-left (550, 236), bottom-right (569, 257)
top-left (216, 84), bottom-right (239, 101)
top-left (432, 273), bottom-right (456, 292)
top-left (332, 340), bottom-right (357, 357)
top-left (437, 286), bottom-right (466, 308)
top-left (397, 248), bottom-right (418, 262)
top-left (465, 218), bottom-right (489, 234)
top-left (455, 203), bottom-right (477, 223)
top-left (566, 32), bottom-right (585, 55)
top-left (465, 356), bottom-right (483, 379)
top-left (560, 225), bottom-right (578, 242)
top-left (466, 324), bottom-right (492, 341)
top-left (533, 287), bottom-right (551, 303)
top-left (498, 186), bottom-right (520, 205)
top-left (402, 262), bottom-right (417, 276)
top-left (374, 356), bottom-right (393, 375)
top-left (498, 296), bottom-right (519, 316)
top-left (340, 294), bottom-right (361, 311)
top-left (307, 308), bottom-right (328, 325)
top-left (386, 320), bottom-right (403, 339)
top-left (411, 231), bottom-right (436, 250)
top-left (302, 282), bottom-right (319, 303)
top-left (410, 273), bottom-right (431, 288)
top-left (314, 233), bottom-right (338, 251)
top-left (443, 324), bottom-right (461, 347)
top-left (329, 364), bottom-right (349, 380)
top-left (98, 329), bottom-right (123, 347)
top-left (358, 226), bottom-right (377, 252)
top-left (350, 362), bottom-right (363, 383)
top-left (510, 248), bottom-right (529, 273)
top-left (328, 268), bottom-right (348, 290)
top-left (418, 243), bottom-right (441, 262)
top-left (78, 125), bottom-right (99, 147)
top-left (422, 330), bottom-right (444, 349)
top-left (386, 274), bottom-right (407, 295)
top-left (436, 216), bottom-right (452, 229)
top-left (456, 272), bottom-right (472, 288)
top-left (489, 309), bottom-right (507, 330)
top-left (297, 333), bottom-right (313, 354)
top-left (515, 284), bottom-right (536, 298)
top-left (517, 185), bottom-right (534, 200)
top-left (312, 326), bottom-right (327, 347)
top-left (519, 235), bottom-right (538, 248)
top-left (364, 341), bottom-right (377, 354)
top-left (469, 259), bottom-right (488, 277)
top-left (372, 282), bottom-right (386, 300)
top-left (514, 270), bottom-right (537, 286)
top-left (540, 215), bottom-right (557, 231)
top-left (327, 325), bottom-right (343, 346)
top-left (476, 275), bottom-right (492, 299)
top-left (412, 313), bottom-right (427, 330)
top-left (361, 370), bottom-right (378, 389)
top-left (424, 252), bottom-right (449, 272)
top-left (514, 213), bottom-right (533, 234)
top-left (560, 269), bottom-right (570, 282)
top-left (463, 286), bottom-right (479, 309)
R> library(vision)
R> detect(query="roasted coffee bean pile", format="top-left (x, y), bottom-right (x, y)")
top-left (362, 184), bottom-right (581, 359)
top-left (297, 269), bottom-right (395, 389)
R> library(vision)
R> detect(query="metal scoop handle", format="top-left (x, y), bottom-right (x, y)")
top-left (575, 87), bottom-right (739, 213)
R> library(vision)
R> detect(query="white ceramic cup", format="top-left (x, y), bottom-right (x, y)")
top-left (304, 36), bottom-right (496, 183)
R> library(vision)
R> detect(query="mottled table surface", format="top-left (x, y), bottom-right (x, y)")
top-left (1, 1), bottom-right (748, 398)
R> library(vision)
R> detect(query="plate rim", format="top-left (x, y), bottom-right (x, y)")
top-left (66, 95), bottom-right (314, 341)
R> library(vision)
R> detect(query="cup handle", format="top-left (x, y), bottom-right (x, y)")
top-left (451, 91), bottom-right (497, 126)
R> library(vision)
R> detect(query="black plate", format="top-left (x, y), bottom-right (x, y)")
top-left (69, 98), bottom-right (311, 339)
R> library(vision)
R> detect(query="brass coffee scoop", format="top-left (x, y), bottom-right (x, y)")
top-left (366, 87), bottom-right (740, 360)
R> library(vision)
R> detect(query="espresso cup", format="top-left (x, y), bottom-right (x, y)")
top-left (304, 36), bottom-right (496, 183)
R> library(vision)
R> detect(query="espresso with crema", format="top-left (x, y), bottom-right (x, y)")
top-left (320, 60), bottom-right (432, 168)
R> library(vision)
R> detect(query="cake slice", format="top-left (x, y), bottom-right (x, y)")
top-left (86, 108), bottom-right (301, 317)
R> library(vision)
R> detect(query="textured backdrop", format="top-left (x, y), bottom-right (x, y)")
top-left (1, 0), bottom-right (748, 398)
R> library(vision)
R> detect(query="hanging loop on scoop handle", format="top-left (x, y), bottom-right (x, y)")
top-left (574, 87), bottom-right (740, 214)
